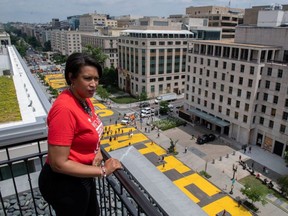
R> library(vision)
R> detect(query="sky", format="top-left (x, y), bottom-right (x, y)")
top-left (0, 0), bottom-right (287, 23)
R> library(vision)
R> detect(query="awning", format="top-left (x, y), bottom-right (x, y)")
top-left (189, 108), bottom-right (230, 127)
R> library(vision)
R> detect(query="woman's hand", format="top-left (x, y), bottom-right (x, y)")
top-left (104, 158), bottom-right (122, 176)
top-left (92, 150), bottom-right (103, 167)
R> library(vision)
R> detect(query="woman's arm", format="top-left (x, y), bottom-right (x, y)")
top-left (48, 145), bottom-right (122, 178)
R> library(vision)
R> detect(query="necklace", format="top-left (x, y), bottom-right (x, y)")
top-left (69, 89), bottom-right (93, 117)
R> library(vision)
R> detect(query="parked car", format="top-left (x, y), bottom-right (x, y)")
top-left (196, 134), bottom-right (216, 144)
top-left (139, 102), bottom-right (150, 108)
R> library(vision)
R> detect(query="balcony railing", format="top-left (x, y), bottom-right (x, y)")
top-left (0, 138), bottom-right (167, 216)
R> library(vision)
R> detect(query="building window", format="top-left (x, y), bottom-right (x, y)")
top-left (227, 98), bottom-right (231, 105)
top-left (280, 124), bottom-right (286, 133)
top-left (218, 105), bottom-right (222, 113)
top-left (243, 115), bottom-right (248, 123)
top-left (234, 112), bottom-right (239, 119)
top-left (278, 69), bottom-right (283, 78)
top-left (250, 66), bottom-right (255, 75)
top-left (220, 84), bottom-right (224, 91)
top-left (219, 95), bottom-right (223, 102)
top-left (194, 57), bottom-right (197, 63)
top-left (229, 86), bottom-right (233, 94)
top-left (151, 85), bottom-right (155, 93)
top-left (259, 117), bottom-right (264, 125)
top-left (207, 59), bottom-right (211, 66)
top-left (212, 92), bottom-right (215, 99)
top-left (269, 120), bottom-right (274, 128)
top-left (222, 73), bottom-right (226, 81)
top-left (239, 77), bottom-right (243, 85)
top-left (273, 96), bottom-right (278, 104)
top-left (265, 80), bottom-right (270, 89)
top-left (236, 100), bottom-right (240, 108)
top-left (206, 70), bottom-right (210, 77)
top-left (211, 103), bottom-right (214, 110)
top-left (237, 89), bottom-right (241, 97)
top-left (215, 60), bottom-right (218, 68)
top-left (231, 63), bottom-right (235, 71)
top-left (263, 93), bottom-right (268, 101)
top-left (214, 71), bottom-right (217, 79)
top-left (213, 82), bottom-right (216, 89)
top-left (261, 105), bottom-right (266, 113)
top-left (275, 83), bottom-right (281, 91)
top-left (285, 99), bottom-right (288, 107)
top-left (223, 62), bottom-right (227, 69)
top-left (267, 67), bottom-right (272, 76)
top-left (246, 91), bottom-right (251, 100)
top-left (248, 79), bottom-right (253, 87)
top-left (283, 112), bottom-right (288, 120)
top-left (226, 109), bottom-right (230, 116)
top-left (245, 103), bottom-right (249, 112)
top-left (271, 108), bottom-right (276, 116)
top-left (230, 75), bottom-right (234, 83)
top-left (240, 65), bottom-right (245, 72)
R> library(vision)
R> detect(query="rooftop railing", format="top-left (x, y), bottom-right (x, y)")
top-left (0, 137), bottom-right (167, 216)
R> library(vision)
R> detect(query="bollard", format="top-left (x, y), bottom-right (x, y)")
top-left (232, 151), bottom-right (236, 155)
top-left (219, 156), bottom-right (222, 161)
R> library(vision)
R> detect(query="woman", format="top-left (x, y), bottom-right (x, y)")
top-left (38, 53), bottom-right (122, 216)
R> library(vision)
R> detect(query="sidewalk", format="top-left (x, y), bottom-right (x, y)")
top-left (142, 123), bottom-right (288, 216)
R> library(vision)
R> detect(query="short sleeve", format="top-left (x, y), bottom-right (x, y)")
top-left (47, 105), bottom-right (76, 146)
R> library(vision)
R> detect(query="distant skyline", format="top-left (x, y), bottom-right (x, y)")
top-left (0, 0), bottom-right (288, 23)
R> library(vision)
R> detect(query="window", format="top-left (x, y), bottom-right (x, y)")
top-left (239, 77), bottom-right (243, 85)
top-left (267, 67), bottom-right (272, 76)
top-left (236, 100), bottom-right (240, 108)
top-left (271, 108), bottom-right (276, 116)
top-left (273, 96), bottom-right (278, 104)
top-left (231, 63), bottom-right (235, 71)
top-left (248, 79), bottom-right (253, 87)
top-left (211, 103), bottom-right (214, 110)
top-left (237, 89), bottom-right (241, 97)
top-left (223, 62), bottom-right (227, 69)
top-left (215, 60), bottom-right (218, 68)
top-left (283, 112), bottom-right (288, 120)
top-left (218, 105), bottom-right (222, 113)
top-left (275, 83), bottom-right (281, 91)
top-left (213, 82), bottom-right (216, 89)
top-left (222, 73), bottom-right (226, 81)
top-left (212, 93), bottom-right (215, 99)
top-left (245, 104), bottom-right (249, 112)
top-left (151, 85), bottom-right (155, 92)
top-left (250, 66), bottom-right (255, 75)
top-left (269, 120), bottom-right (274, 128)
top-left (234, 112), bottom-right (239, 119)
top-left (240, 65), bottom-right (245, 73)
top-left (246, 91), bottom-right (251, 100)
top-left (214, 71), bottom-right (217, 79)
top-left (229, 86), bottom-right (233, 94)
top-left (219, 95), bottom-right (223, 102)
top-left (285, 99), bottom-right (288, 107)
top-left (259, 117), bottom-right (264, 125)
top-left (243, 115), bottom-right (248, 123)
top-left (194, 57), bottom-right (197, 63)
top-left (261, 105), bottom-right (266, 113)
top-left (206, 70), bottom-right (210, 77)
top-left (280, 124), bottom-right (286, 133)
top-left (265, 80), bottom-right (270, 89)
top-left (263, 93), bottom-right (268, 101)
top-left (278, 69), bottom-right (283, 78)
top-left (205, 90), bottom-right (208, 97)
top-left (230, 75), bottom-right (234, 83)
top-left (227, 98), bottom-right (231, 105)
top-left (207, 59), bottom-right (211, 66)
top-left (220, 84), bottom-right (224, 91)
top-left (226, 109), bottom-right (230, 116)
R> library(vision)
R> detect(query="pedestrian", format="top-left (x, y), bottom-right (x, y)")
top-left (128, 142), bottom-right (131, 146)
top-left (222, 209), bottom-right (226, 216)
top-left (239, 155), bottom-right (242, 162)
top-left (238, 199), bottom-right (242, 207)
top-left (251, 161), bottom-right (254, 169)
top-left (243, 147), bottom-right (246, 154)
top-left (162, 162), bottom-right (165, 169)
top-left (157, 132), bottom-right (160, 138)
top-left (184, 146), bottom-right (188, 153)
top-left (38, 53), bottom-right (122, 216)
top-left (109, 136), bottom-right (112, 142)
top-left (263, 166), bottom-right (266, 173)
top-left (248, 146), bottom-right (252, 153)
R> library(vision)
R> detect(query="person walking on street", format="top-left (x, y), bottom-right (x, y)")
top-left (184, 146), bottom-right (188, 153)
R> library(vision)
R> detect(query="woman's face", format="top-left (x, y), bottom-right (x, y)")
top-left (70, 65), bottom-right (100, 100)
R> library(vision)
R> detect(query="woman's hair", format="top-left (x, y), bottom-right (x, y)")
top-left (64, 52), bottom-right (102, 85)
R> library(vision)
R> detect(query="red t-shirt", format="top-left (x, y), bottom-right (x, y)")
top-left (47, 89), bottom-right (103, 165)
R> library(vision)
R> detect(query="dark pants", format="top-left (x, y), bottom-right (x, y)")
top-left (38, 163), bottom-right (100, 216)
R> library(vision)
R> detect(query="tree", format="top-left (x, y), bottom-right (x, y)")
top-left (43, 40), bottom-right (51, 52)
top-left (101, 67), bottom-right (118, 87)
top-left (139, 92), bottom-right (148, 101)
top-left (159, 101), bottom-right (169, 115)
top-left (83, 45), bottom-right (108, 67)
top-left (240, 183), bottom-right (267, 206)
top-left (278, 175), bottom-right (288, 195)
top-left (96, 85), bottom-right (110, 101)
top-left (168, 138), bottom-right (178, 154)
